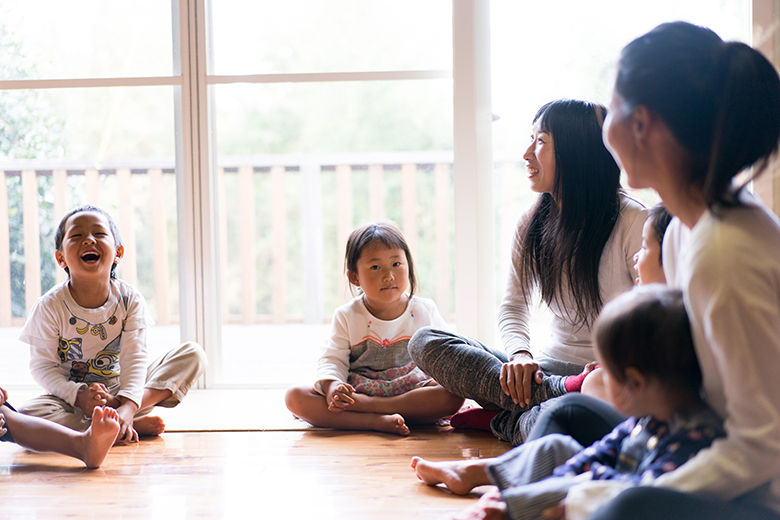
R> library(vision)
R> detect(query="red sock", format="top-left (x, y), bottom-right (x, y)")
top-left (564, 366), bottom-right (599, 393)
top-left (450, 408), bottom-right (500, 431)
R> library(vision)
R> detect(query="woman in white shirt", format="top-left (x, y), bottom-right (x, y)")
top-left (534, 21), bottom-right (780, 520)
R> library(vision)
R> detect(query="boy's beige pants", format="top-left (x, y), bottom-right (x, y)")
top-left (18, 342), bottom-right (208, 432)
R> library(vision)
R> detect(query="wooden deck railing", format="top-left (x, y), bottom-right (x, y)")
top-left (2, 153), bottom-right (528, 328)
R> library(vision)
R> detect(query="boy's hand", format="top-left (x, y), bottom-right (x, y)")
top-left (324, 381), bottom-right (355, 413)
top-left (114, 399), bottom-right (140, 444)
top-left (75, 383), bottom-right (109, 415)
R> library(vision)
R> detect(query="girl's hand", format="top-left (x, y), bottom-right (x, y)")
top-left (500, 353), bottom-right (543, 406)
top-left (326, 383), bottom-right (355, 413)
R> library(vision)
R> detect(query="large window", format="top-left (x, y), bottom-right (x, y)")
top-left (0, 0), bottom-right (771, 389)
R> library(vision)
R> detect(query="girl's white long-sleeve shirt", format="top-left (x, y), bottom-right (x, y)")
top-left (497, 193), bottom-right (646, 364)
top-left (314, 295), bottom-right (447, 394)
top-left (656, 193), bottom-right (780, 511)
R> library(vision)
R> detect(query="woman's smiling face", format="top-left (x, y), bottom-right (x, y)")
top-left (524, 121), bottom-right (557, 195)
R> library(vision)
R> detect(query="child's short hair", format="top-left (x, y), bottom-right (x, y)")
top-left (55, 205), bottom-right (123, 279)
top-left (595, 285), bottom-right (701, 394)
top-left (647, 203), bottom-right (673, 265)
top-left (344, 221), bottom-right (417, 296)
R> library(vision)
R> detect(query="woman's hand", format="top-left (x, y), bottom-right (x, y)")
top-left (500, 352), bottom-right (543, 406)
top-left (0, 385), bottom-right (8, 407)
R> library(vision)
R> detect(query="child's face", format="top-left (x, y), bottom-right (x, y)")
top-left (55, 211), bottom-right (124, 283)
top-left (633, 218), bottom-right (665, 285)
top-left (349, 243), bottom-right (409, 309)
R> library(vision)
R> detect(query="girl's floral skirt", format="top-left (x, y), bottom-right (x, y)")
top-left (347, 362), bottom-right (432, 397)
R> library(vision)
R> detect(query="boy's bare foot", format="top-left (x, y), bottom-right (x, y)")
top-left (134, 415), bottom-right (166, 437)
top-left (450, 488), bottom-right (507, 520)
top-left (82, 406), bottom-right (120, 468)
top-left (410, 456), bottom-right (491, 495)
top-left (376, 413), bottom-right (410, 436)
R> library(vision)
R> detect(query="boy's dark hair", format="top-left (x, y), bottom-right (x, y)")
top-left (344, 221), bottom-right (417, 297)
top-left (647, 203), bottom-right (673, 265)
top-left (595, 285), bottom-right (701, 395)
top-left (520, 99), bottom-right (622, 327)
top-left (55, 205), bottom-right (123, 279)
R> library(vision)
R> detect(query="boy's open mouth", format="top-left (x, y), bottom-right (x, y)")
top-left (81, 253), bottom-right (100, 262)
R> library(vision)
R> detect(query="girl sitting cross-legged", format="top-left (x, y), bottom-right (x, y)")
top-left (285, 221), bottom-right (464, 436)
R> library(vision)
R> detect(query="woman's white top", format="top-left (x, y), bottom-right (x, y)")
top-left (656, 192), bottom-right (780, 511)
top-left (497, 193), bottom-right (646, 364)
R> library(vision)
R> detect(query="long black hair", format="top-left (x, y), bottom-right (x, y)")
top-left (519, 99), bottom-right (621, 327)
top-left (615, 21), bottom-right (780, 208)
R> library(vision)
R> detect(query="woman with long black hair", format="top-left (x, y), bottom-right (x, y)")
top-left (409, 99), bottom-right (646, 445)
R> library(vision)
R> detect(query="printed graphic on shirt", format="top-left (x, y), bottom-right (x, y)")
top-left (62, 332), bottom-right (122, 383)
top-left (58, 337), bottom-right (84, 362)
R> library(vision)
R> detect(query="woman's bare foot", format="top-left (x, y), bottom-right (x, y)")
top-left (410, 456), bottom-right (491, 495)
top-left (450, 488), bottom-right (507, 520)
top-left (81, 406), bottom-right (120, 468)
top-left (134, 415), bottom-right (166, 437)
top-left (375, 413), bottom-right (410, 436)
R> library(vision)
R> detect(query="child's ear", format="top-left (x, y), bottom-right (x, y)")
top-left (347, 270), bottom-right (360, 287)
top-left (623, 367), bottom-right (648, 394)
top-left (114, 244), bottom-right (125, 263)
top-left (55, 250), bottom-right (67, 270)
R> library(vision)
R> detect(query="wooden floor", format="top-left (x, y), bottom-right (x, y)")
top-left (0, 425), bottom-right (511, 519)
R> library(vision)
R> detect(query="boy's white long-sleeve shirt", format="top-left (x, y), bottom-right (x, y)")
top-left (497, 193), bottom-right (646, 364)
top-left (19, 279), bottom-right (154, 408)
top-left (648, 193), bottom-right (780, 511)
top-left (314, 295), bottom-right (447, 394)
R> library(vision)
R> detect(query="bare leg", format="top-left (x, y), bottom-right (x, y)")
top-left (580, 368), bottom-right (608, 402)
top-left (2, 404), bottom-right (119, 469)
top-left (450, 488), bottom-right (508, 520)
top-left (134, 388), bottom-right (173, 437)
top-left (348, 384), bottom-right (465, 423)
top-left (285, 385), bottom-right (410, 435)
top-left (410, 456), bottom-right (493, 495)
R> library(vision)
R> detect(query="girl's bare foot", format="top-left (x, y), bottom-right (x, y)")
top-left (82, 406), bottom-right (120, 468)
top-left (410, 456), bottom-right (491, 495)
top-left (134, 415), bottom-right (166, 437)
top-left (375, 413), bottom-right (410, 436)
top-left (450, 488), bottom-right (507, 520)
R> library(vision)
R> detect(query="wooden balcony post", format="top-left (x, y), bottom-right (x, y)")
top-left (116, 168), bottom-right (138, 287)
top-left (52, 169), bottom-right (68, 285)
top-left (239, 166), bottom-right (256, 323)
top-left (149, 168), bottom-right (170, 325)
top-left (368, 164), bottom-right (385, 221)
top-left (271, 165), bottom-right (287, 323)
top-left (301, 162), bottom-right (323, 324)
top-left (336, 165), bottom-right (353, 305)
top-left (401, 163), bottom-right (418, 256)
top-left (22, 170), bottom-right (41, 314)
top-left (0, 172), bottom-right (11, 326)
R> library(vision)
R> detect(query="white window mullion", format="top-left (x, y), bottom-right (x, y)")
top-left (174, 0), bottom-right (222, 386)
top-left (453, 0), bottom-right (495, 343)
